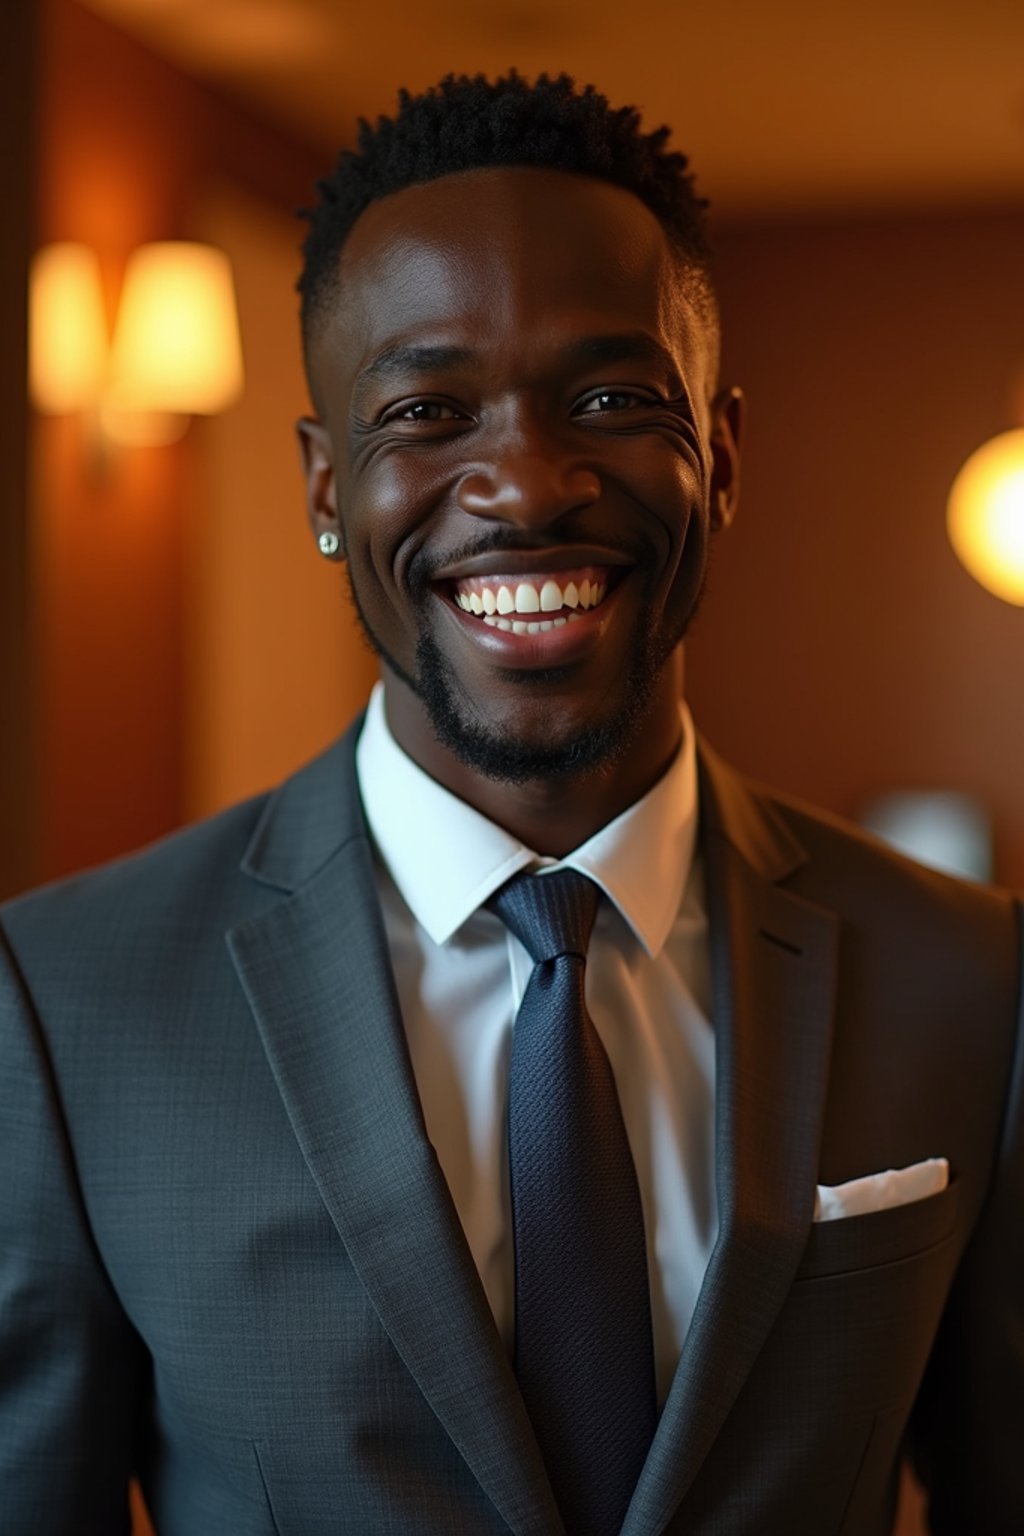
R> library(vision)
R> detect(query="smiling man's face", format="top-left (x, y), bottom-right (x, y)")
top-left (300, 165), bottom-right (741, 791)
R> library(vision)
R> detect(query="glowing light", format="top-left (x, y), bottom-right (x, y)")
top-left (30, 239), bottom-right (243, 457)
top-left (947, 429), bottom-right (1024, 606)
top-left (29, 243), bottom-right (108, 412)
top-left (98, 405), bottom-right (191, 447)
top-left (108, 242), bottom-right (244, 415)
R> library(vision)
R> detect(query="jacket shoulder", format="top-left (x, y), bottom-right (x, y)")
top-left (0, 791), bottom-right (273, 981)
top-left (766, 777), bottom-right (1011, 902)
top-left (753, 777), bottom-right (1020, 991)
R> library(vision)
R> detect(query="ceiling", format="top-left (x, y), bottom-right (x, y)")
top-left (77, 0), bottom-right (1024, 222)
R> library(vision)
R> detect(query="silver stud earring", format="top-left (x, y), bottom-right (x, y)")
top-left (318, 530), bottom-right (340, 558)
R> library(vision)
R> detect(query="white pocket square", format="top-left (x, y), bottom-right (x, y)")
top-left (814, 1157), bottom-right (949, 1222)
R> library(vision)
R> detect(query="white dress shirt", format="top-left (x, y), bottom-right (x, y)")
top-left (355, 682), bottom-right (717, 1404)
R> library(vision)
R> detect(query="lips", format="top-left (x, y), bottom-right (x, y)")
top-left (436, 562), bottom-right (631, 667)
top-left (428, 545), bottom-right (635, 664)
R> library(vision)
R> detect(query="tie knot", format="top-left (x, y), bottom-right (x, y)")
top-left (487, 868), bottom-right (600, 965)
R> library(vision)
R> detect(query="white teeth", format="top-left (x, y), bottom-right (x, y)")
top-left (455, 572), bottom-right (615, 618)
top-left (539, 580), bottom-right (562, 612)
top-left (482, 614), bottom-right (573, 634)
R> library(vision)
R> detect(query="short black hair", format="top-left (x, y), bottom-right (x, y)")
top-left (298, 70), bottom-right (717, 352)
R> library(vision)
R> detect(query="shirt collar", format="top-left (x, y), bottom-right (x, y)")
top-left (355, 681), bottom-right (698, 958)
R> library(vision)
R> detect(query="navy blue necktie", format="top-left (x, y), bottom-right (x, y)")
top-left (489, 868), bottom-right (657, 1536)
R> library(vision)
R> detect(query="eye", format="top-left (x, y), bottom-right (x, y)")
top-left (392, 400), bottom-right (466, 423)
top-left (576, 389), bottom-right (652, 415)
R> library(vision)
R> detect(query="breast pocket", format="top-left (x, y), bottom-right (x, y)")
top-left (763, 1178), bottom-right (963, 1434)
top-left (794, 1177), bottom-right (960, 1282)
top-left (676, 1187), bottom-right (963, 1536)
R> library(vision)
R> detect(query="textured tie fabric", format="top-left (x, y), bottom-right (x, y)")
top-left (488, 868), bottom-right (657, 1536)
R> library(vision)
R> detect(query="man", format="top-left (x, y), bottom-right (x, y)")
top-left (1, 72), bottom-right (1021, 1536)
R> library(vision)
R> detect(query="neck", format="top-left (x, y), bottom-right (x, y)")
top-left (381, 652), bottom-right (686, 859)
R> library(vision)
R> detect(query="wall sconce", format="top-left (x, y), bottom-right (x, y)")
top-left (947, 428), bottom-right (1024, 606)
top-left (30, 240), bottom-right (244, 450)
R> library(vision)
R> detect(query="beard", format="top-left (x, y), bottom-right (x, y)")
top-left (343, 553), bottom-right (706, 787)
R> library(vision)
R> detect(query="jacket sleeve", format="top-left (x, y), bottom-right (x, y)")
top-left (907, 898), bottom-right (1024, 1533)
top-left (0, 922), bottom-right (148, 1536)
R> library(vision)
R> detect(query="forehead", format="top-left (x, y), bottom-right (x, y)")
top-left (312, 166), bottom-right (710, 391)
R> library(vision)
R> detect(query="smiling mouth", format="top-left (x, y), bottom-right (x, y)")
top-left (445, 565), bottom-right (622, 633)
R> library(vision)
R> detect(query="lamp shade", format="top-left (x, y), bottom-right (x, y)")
top-left (30, 243), bottom-right (108, 412)
top-left (108, 242), bottom-right (244, 415)
top-left (947, 429), bottom-right (1024, 606)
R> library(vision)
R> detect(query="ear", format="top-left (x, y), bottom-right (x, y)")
top-left (296, 416), bottom-right (344, 556)
top-left (708, 386), bottom-right (745, 532)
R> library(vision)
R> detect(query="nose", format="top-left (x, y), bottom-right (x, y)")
top-left (456, 456), bottom-right (601, 528)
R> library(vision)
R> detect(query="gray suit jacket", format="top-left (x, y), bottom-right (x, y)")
top-left (1, 716), bottom-right (1021, 1536)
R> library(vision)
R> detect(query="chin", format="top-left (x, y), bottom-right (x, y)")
top-left (438, 718), bottom-right (624, 787)
top-left (423, 671), bottom-right (656, 788)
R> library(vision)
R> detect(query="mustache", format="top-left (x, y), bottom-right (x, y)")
top-left (407, 530), bottom-right (646, 602)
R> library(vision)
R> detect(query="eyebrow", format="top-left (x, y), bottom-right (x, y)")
top-left (561, 331), bottom-right (681, 379)
top-left (356, 344), bottom-right (476, 392)
top-left (354, 331), bottom-right (682, 394)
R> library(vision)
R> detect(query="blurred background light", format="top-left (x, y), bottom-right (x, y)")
top-left (29, 242), bottom-right (108, 412)
top-left (947, 428), bottom-right (1024, 605)
top-left (108, 241), bottom-right (244, 415)
top-left (29, 238), bottom-right (244, 448)
top-left (860, 791), bottom-right (993, 882)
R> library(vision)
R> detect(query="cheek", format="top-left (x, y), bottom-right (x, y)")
top-left (343, 458), bottom-right (437, 609)
top-left (664, 504), bottom-right (712, 618)
top-left (639, 459), bottom-right (711, 617)
top-left (640, 455), bottom-right (705, 581)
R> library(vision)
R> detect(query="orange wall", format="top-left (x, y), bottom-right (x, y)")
top-left (690, 209), bottom-right (1024, 889)
top-left (32, 0), bottom-right (339, 881)
top-left (1, 0), bottom-right (36, 901)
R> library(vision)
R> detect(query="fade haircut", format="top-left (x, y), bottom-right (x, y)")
top-left (298, 70), bottom-right (719, 371)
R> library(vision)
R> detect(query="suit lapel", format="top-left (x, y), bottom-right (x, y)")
top-left (227, 722), bottom-right (561, 1536)
top-left (623, 741), bottom-right (840, 1536)
top-left (227, 720), bottom-right (840, 1536)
